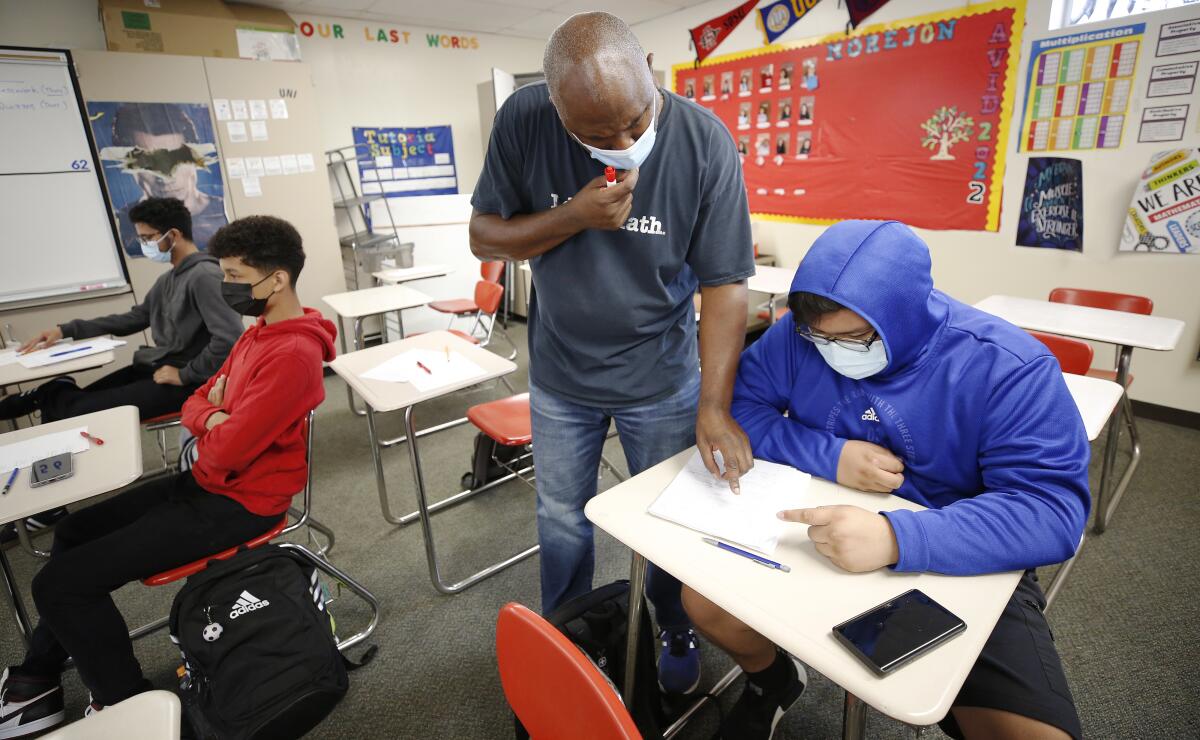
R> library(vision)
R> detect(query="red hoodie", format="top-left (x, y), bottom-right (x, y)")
top-left (182, 308), bottom-right (337, 516)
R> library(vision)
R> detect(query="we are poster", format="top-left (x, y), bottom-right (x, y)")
top-left (674, 1), bottom-right (1023, 232)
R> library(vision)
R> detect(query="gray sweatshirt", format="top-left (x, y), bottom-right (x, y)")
top-left (59, 252), bottom-right (244, 386)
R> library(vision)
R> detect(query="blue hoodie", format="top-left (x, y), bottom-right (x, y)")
top-left (732, 221), bottom-right (1090, 575)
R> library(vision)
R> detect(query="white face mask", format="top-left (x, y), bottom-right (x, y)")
top-left (571, 90), bottom-right (658, 171)
top-left (139, 233), bottom-right (173, 263)
top-left (816, 340), bottom-right (888, 380)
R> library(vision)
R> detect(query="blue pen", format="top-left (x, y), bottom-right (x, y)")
top-left (702, 537), bottom-right (791, 572)
top-left (1, 467), bottom-right (17, 496)
top-left (49, 346), bottom-right (92, 358)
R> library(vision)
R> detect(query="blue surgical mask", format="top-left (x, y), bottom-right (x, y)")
top-left (816, 340), bottom-right (888, 380)
top-left (572, 90), bottom-right (658, 171)
top-left (139, 233), bottom-right (173, 263)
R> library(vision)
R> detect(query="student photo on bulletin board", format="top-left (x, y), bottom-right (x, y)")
top-left (738, 103), bottom-right (752, 130)
top-left (739, 70), bottom-right (752, 96)
top-left (780, 63), bottom-right (793, 90)
top-left (684, 79), bottom-right (695, 99)
top-left (720, 71), bottom-right (733, 99)
top-left (778, 100), bottom-right (792, 127)
top-left (799, 96), bottom-right (814, 124)
top-left (796, 132), bottom-right (812, 158)
top-left (757, 101), bottom-right (771, 129)
top-left (89, 102), bottom-right (229, 257)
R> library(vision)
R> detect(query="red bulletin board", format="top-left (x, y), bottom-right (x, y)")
top-left (673, 1), bottom-right (1024, 232)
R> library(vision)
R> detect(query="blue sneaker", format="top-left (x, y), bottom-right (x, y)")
top-left (657, 628), bottom-right (701, 695)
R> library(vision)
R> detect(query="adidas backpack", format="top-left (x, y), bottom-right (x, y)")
top-left (170, 545), bottom-right (348, 739)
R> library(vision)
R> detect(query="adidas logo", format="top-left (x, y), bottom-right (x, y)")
top-left (861, 407), bottom-right (880, 423)
top-left (229, 590), bottom-right (270, 619)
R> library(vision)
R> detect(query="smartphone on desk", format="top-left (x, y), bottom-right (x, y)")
top-left (832, 589), bottom-right (966, 676)
top-left (30, 453), bottom-right (73, 488)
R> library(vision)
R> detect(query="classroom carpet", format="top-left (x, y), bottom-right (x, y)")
top-left (1, 323), bottom-right (1197, 739)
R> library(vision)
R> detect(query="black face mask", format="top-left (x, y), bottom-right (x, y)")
top-left (221, 273), bottom-right (275, 317)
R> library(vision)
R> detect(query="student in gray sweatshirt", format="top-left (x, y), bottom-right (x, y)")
top-left (0, 198), bottom-right (244, 534)
top-left (3, 197), bottom-right (244, 427)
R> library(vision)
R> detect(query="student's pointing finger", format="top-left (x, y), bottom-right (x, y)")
top-left (777, 507), bottom-right (834, 526)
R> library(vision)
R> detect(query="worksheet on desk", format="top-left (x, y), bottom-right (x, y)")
top-left (0, 426), bottom-right (89, 471)
top-left (16, 338), bottom-right (125, 369)
top-left (648, 451), bottom-right (811, 554)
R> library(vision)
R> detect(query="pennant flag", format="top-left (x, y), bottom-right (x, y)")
top-left (689, 0), bottom-right (761, 65)
top-left (846, 0), bottom-right (894, 28)
top-left (758, 0), bottom-right (822, 45)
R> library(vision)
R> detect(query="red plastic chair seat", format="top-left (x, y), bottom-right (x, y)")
top-left (1086, 368), bottom-right (1134, 387)
top-left (141, 517), bottom-right (287, 587)
top-left (496, 603), bottom-right (640, 740)
top-left (429, 298), bottom-right (478, 315)
top-left (1028, 331), bottom-right (1094, 376)
top-left (142, 412), bottom-right (182, 427)
top-left (467, 394), bottom-right (531, 447)
top-left (756, 307), bottom-right (791, 322)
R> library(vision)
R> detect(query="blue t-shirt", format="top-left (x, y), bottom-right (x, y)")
top-left (472, 83), bottom-right (754, 406)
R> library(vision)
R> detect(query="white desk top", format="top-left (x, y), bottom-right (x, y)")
top-left (0, 351), bottom-right (115, 388)
top-left (373, 263), bottom-right (454, 285)
top-left (321, 285), bottom-right (433, 319)
top-left (44, 690), bottom-right (181, 740)
top-left (747, 264), bottom-right (795, 296)
top-left (1063, 373), bottom-right (1122, 442)
top-left (974, 295), bottom-right (1184, 351)
top-left (0, 406), bottom-right (142, 526)
top-left (329, 330), bottom-right (515, 413)
top-left (585, 450), bottom-right (1022, 727)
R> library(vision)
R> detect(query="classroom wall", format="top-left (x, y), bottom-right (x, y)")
top-left (291, 13), bottom-right (545, 334)
top-left (631, 0), bottom-right (1200, 414)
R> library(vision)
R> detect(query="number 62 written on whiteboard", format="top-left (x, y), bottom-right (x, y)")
top-left (966, 181), bottom-right (986, 205)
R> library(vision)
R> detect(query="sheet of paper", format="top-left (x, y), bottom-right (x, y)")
top-left (17, 339), bottom-right (125, 369)
top-left (647, 451), bottom-right (811, 554)
top-left (225, 157), bottom-right (246, 179)
top-left (280, 154), bottom-right (299, 175)
top-left (361, 349), bottom-right (486, 391)
top-left (269, 98), bottom-right (288, 119)
top-left (263, 155), bottom-right (282, 176)
top-left (244, 157), bottom-right (266, 177)
top-left (213, 98), bottom-right (232, 121)
top-left (297, 153), bottom-right (315, 173)
top-left (250, 120), bottom-right (269, 141)
top-left (0, 426), bottom-right (90, 471)
top-left (231, 99), bottom-right (249, 120)
top-left (249, 99), bottom-right (268, 120)
top-left (0, 349), bottom-right (20, 368)
top-left (226, 121), bottom-right (247, 143)
top-left (242, 176), bottom-right (262, 197)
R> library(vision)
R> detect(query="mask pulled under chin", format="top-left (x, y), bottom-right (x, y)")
top-left (573, 90), bottom-right (658, 171)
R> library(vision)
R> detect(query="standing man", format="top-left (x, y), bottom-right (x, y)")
top-left (469, 12), bottom-right (755, 694)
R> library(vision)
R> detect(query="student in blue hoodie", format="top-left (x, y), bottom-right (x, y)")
top-left (683, 221), bottom-right (1089, 740)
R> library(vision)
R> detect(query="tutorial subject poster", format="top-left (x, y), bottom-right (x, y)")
top-left (673, 1), bottom-right (1023, 232)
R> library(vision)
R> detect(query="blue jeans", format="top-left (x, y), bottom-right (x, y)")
top-left (531, 373), bottom-right (700, 629)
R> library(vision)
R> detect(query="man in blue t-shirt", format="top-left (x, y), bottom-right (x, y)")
top-left (470, 12), bottom-right (756, 694)
top-left (684, 221), bottom-right (1087, 740)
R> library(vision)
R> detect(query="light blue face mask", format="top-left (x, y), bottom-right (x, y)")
top-left (572, 90), bottom-right (658, 171)
top-left (816, 340), bottom-right (889, 380)
top-left (139, 233), bottom-right (173, 263)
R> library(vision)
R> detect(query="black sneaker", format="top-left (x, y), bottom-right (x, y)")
top-left (0, 509), bottom-right (68, 548)
top-left (720, 654), bottom-right (808, 740)
top-left (0, 667), bottom-right (65, 738)
top-left (0, 390), bottom-right (39, 422)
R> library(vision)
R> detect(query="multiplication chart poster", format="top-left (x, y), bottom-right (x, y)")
top-left (1019, 23), bottom-right (1144, 152)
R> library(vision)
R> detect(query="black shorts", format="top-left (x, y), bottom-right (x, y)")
top-left (938, 571), bottom-right (1082, 740)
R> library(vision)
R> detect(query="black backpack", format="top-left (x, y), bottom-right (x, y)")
top-left (461, 431), bottom-right (527, 490)
top-left (515, 580), bottom-right (667, 740)
top-left (170, 545), bottom-right (349, 739)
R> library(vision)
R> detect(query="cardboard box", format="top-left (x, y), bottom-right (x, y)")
top-left (99, 0), bottom-right (299, 60)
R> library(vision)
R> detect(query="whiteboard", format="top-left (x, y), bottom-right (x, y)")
top-left (0, 47), bottom-right (128, 307)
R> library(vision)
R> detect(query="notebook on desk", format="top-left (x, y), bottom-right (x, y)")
top-left (647, 451), bottom-right (811, 554)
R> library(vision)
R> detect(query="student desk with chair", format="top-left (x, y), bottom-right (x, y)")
top-left (373, 263), bottom-right (455, 286)
top-left (0, 347), bottom-right (118, 431)
top-left (584, 360), bottom-right (1120, 740)
top-left (0, 406), bottom-right (142, 646)
top-left (974, 294), bottom-right (1184, 533)
top-left (747, 265), bottom-right (796, 325)
top-left (322, 284), bottom-right (434, 415)
top-left (330, 330), bottom-right (536, 594)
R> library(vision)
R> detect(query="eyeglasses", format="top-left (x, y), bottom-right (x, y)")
top-left (795, 326), bottom-right (880, 352)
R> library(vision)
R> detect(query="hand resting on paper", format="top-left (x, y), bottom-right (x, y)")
top-left (778, 504), bottom-right (899, 573)
top-left (18, 327), bottom-right (64, 354)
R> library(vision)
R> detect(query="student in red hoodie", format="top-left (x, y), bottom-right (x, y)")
top-left (0, 216), bottom-right (335, 738)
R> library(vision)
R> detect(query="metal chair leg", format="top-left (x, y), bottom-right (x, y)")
top-left (277, 543), bottom-right (380, 651)
top-left (15, 518), bottom-right (51, 559)
top-left (1097, 390), bottom-right (1141, 533)
top-left (1, 549), bottom-right (34, 647)
top-left (843, 692), bottom-right (868, 740)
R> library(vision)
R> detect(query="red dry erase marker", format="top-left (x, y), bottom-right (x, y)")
top-left (80, 431), bottom-right (104, 446)
top-left (416, 361), bottom-right (433, 375)
top-left (604, 166), bottom-right (616, 188)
